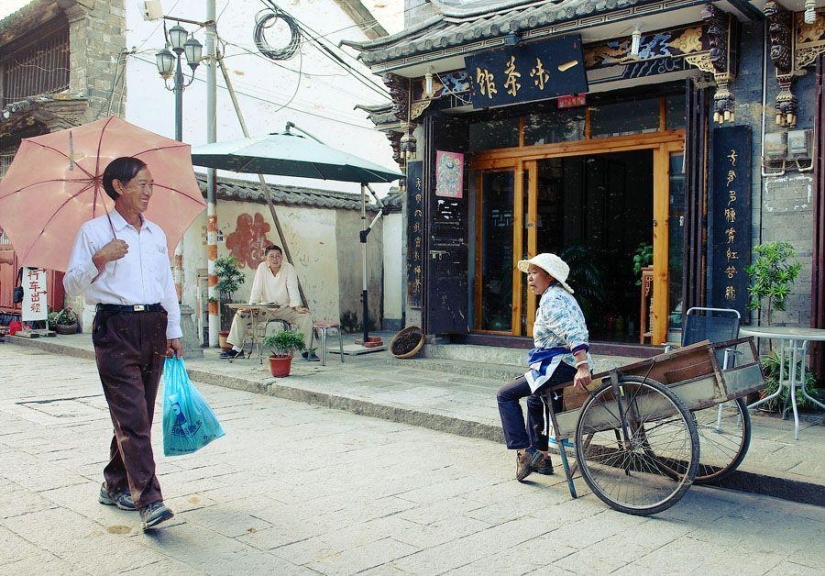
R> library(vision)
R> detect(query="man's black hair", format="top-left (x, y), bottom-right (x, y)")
top-left (102, 157), bottom-right (148, 201)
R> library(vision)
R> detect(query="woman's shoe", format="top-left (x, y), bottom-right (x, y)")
top-left (220, 349), bottom-right (242, 359)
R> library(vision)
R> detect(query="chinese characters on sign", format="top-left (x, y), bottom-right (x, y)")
top-left (465, 35), bottom-right (588, 109)
top-left (711, 126), bottom-right (751, 316)
top-left (406, 161), bottom-right (424, 309)
top-left (21, 267), bottom-right (48, 323)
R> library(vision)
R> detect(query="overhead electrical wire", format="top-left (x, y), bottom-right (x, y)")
top-left (128, 52), bottom-right (382, 132)
top-left (253, 5), bottom-right (301, 61)
top-left (257, 0), bottom-right (390, 100)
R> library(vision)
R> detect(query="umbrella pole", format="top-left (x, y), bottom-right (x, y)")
top-left (217, 51), bottom-right (308, 308)
top-left (361, 183), bottom-right (369, 343)
top-left (359, 183), bottom-right (387, 343)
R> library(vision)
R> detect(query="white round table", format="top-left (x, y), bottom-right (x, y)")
top-left (741, 325), bottom-right (825, 439)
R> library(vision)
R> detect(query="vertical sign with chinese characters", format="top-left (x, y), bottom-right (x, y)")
top-left (711, 126), bottom-right (751, 316)
top-left (21, 267), bottom-right (48, 322)
top-left (465, 35), bottom-right (587, 108)
top-left (406, 161), bottom-right (424, 309)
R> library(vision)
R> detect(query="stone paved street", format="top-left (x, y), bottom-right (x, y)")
top-left (1, 345), bottom-right (825, 575)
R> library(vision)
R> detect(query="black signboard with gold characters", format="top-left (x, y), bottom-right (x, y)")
top-left (711, 126), bottom-right (751, 316)
top-left (465, 35), bottom-right (587, 108)
top-left (406, 160), bottom-right (424, 309)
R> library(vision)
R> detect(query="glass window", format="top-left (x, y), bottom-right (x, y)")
top-left (665, 93), bottom-right (686, 130)
top-left (590, 99), bottom-right (660, 138)
top-left (479, 170), bottom-right (515, 332)
top-left (469, 118), bottom-right (519, 151)
top-left (524, 110), bottom-right (585, 145)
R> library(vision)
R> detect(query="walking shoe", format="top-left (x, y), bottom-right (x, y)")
top-left (301, 351), bottom-right (320, 362)
top-left (98, 483), bottom-right (136, 511)
top-left (516, 447), bottom-right (543, 482)
top-left (220, 349), bottom-right (242, 359)
top-left (534, 454), bottom-right (554, 475)
top-left (140, 501), bottom-right (174, 530)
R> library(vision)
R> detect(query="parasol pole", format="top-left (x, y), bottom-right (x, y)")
top-left (360, 182), bottom-right (386, 343)
top-left (216, 50), bottom-right (307, 308)
top-left (361, 183), bottom-right (368, 342)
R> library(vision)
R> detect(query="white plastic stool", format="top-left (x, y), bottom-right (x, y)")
top-left (309, 321), bottom-right (344, 366)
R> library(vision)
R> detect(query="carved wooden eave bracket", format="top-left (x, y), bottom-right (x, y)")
top-left (684, 4), bottom-right (738, 123)
top-left (765, 1), bottom-right (798, 126)
top-left (796, 13), bottom-right (825, 68)
top-left (382, 73), bottom-right (431, 168)
top-left (763, 2), bottom-right (825, 127)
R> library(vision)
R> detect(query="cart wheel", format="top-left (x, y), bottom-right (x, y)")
top-left (575, 375), bottom-right (699, 516)
top-left (692, 398), bottom-right (751, 484)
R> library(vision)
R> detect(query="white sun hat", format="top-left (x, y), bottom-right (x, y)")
top-left (517, 253), bottom-right (574, 294)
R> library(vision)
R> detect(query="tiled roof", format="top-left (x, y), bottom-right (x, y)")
top-left (198, 173), bottom-right (400, 212)
top-left (342, 0), bottom-right (679, 66)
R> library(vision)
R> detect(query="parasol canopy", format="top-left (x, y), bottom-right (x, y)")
top-left (190, 130), bottom-right (403, 183)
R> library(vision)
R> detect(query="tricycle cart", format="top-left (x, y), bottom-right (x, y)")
top-left (543, 336), bottom-right (765, 516)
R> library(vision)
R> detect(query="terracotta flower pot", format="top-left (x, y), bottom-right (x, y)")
top-left (268, 354), bottom-right (293, 377)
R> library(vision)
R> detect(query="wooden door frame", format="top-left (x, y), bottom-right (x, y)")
top-left (469, 130), bottom-right (685, 342)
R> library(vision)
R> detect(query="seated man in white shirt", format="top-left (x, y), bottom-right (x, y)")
top-left (221, 244), bottom-right (317, 361)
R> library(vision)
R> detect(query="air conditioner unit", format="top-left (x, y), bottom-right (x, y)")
top-left (143, 0), bottom-right (162, 21)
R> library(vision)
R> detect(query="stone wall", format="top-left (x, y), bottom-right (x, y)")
top-left (710, 20), bottom-right (816, 327)
top-left (65, 0), bottom-right (126, 123)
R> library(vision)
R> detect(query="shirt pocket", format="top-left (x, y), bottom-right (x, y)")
top-left (148, 242), bottom-right (170, 285)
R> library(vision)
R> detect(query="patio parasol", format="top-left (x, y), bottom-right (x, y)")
top-left (0, 116), bottom-right (206, 272)
top-left (191, 122), bottom-right (403, 343)
top-left (190, 127), bottom-right (403, 183)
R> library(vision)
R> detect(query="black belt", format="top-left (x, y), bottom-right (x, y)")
top-left (96, 304), bottom-right (164, 313)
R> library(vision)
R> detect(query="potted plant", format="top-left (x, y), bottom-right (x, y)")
top-left (745, 241), bottom-right (801, 327)
top-left (50, 307), bottom-right (78, 335)
top-left (631, 241), bottom-right (653, 286)
top-left (757, 350), bottom-right (818, 412)
top-left (215, 255), bottom-right (245, 301)
top-left (744, 241), bottom-right (803, 404)
top-left (215, 255), bottom-right (245, 331)
top-left (263, 329), bottom-right (305, 377)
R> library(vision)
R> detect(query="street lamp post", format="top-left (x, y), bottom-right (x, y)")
top-left (155, 23), bottom-right (202, 141)
top-left (155, 22), bottom-right (203, 355)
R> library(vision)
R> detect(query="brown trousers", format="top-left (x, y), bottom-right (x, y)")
top-left (93, 309), bottom-right (167, 510)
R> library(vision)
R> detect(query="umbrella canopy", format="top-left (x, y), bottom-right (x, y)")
top-left (0, 116), bottom-right (206, 272)
top-left (190, 131), bottom-right (404, 183)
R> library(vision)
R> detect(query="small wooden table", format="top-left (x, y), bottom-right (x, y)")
top-left (741, 325), bottom-right (825, 439)
top-left (224, 303), bottom-right (283, 362)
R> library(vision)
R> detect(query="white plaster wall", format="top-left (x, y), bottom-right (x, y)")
top-left (383, 211), bottom-right (403, 327)
top-left (335, 209), bottom-right (383, 331)
top-left (216, 201), bottom-right (340, 322)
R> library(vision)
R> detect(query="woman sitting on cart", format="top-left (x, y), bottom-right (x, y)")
top-left (497, 253), bottom-right (592, 482)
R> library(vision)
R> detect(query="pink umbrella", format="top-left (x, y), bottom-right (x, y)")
top-left (0, 116), bottom-right (205, 272)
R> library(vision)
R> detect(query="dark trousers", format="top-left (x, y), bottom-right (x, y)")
top-left (93, 310), bottom-right (167, 510)
top-left (497, 362), bottom-right (576, 451)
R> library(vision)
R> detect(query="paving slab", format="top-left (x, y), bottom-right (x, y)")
top-left (4, 331), bottom-right (825, 507)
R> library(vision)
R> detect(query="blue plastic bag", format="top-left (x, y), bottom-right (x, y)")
top-left (162, 356), bottom-right (225, 456)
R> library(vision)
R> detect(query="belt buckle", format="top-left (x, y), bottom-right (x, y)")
top-left (134, 305), bottom-right (145, 312)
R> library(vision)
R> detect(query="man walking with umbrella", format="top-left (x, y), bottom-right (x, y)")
top-left (64, 157), bottom-right (181, 531)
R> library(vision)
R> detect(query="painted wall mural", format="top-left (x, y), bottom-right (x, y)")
top-left (224, 212), bottom-right (275, 269)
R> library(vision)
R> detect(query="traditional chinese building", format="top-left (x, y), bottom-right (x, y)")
top-left (344, 0), bottom-right (825, 373)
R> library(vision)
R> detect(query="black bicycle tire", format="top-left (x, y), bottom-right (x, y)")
top-left (575, 375), bottom-right (699, 516)
top-left (692, 397), bottom-right (751, 484)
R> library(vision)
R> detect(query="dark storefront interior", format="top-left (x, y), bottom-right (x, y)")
top-left (478, 151), bottom-right (654, 342)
